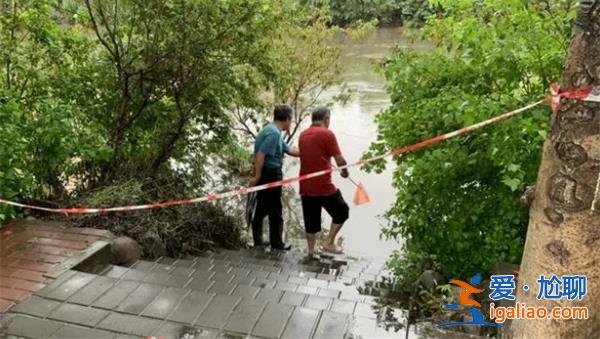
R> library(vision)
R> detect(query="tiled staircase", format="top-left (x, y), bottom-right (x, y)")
top-left (2, 248), bottom-right (401, 339)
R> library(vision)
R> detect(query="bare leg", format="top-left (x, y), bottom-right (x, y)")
top-left (322, 223), bottom-right (344, 253)
top-left (306, 233), bottom-right (318, 256)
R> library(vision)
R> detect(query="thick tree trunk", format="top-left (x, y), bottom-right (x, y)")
top-left (512, 1), bottom-right (600, 337)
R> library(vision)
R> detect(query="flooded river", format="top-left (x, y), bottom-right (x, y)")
top-left (284, 27), bottom-right (431, 259)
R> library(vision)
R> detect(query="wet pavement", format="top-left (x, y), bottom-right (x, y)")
top-left (0, 220), bottom-right (112, 314)
top-left (1, 247), bottom-right (418, 338)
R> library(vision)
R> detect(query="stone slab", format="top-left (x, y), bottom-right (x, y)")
top-left (92, 280), bottom-right (139, 310)
top-left (9, 296), bottom-right (61, 318)
top-left (97, 312), bottom-right (162, 337)
top-left (251, 303), bottom-right (293, 338)
top-left (168, 291), bottom-right (214, 324)
top-left (223, 299), bottom-right (266, 334)
top-left (281, 306), bottom-right (320, 338)
top-left (116, 283), bottom-right (163, 315)
top-left (68, 276), bottom-right (116, 305)
top-left (194, 294), bottom-right (240, 329)
top-left (48, 302), bottom-right (109, 327)
top-left (313, 310), bottom-right (349, 339)
top-left (142, 287), bottom-right (188, 319)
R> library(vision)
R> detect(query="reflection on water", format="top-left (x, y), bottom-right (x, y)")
top-left (283, 27), bottom-right (430, 259)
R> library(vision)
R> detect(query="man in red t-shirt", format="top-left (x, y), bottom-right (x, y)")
top-left (299, 107), bottom-right (350, 257)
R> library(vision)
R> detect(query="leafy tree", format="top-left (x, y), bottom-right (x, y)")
top-left (368, 0), bottom-right (576, 286)
top-left (230, 4), bottom-right (373, 144)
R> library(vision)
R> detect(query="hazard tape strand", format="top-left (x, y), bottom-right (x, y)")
top-left (1, 84), bottom-right (598, 214)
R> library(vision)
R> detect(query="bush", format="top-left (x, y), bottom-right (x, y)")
top-left (61, 180), bottom-right (246, 258)
top-left (369, 0), bottom-right (576, 287)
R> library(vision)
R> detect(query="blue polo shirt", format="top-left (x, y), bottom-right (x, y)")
top-left (254, 123), bottom-right (289, 169)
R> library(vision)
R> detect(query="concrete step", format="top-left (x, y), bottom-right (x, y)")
top-left (2, 248), bottom-right (402, 339)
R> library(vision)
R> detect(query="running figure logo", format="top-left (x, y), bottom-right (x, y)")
top-left (439, 274), bottom-right (502, 327)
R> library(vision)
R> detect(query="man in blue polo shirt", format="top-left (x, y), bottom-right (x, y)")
top-left (250, 104), bottom-right (299, 250)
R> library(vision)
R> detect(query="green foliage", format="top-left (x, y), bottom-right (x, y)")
top-left (230, 3), bottom-right (374, 143)
top-left (371, 0), bottom-right (576, 285)
top-left (297, 0), bottom-right (437, 25)
top-left (0, 0), bottom-right (322, 229)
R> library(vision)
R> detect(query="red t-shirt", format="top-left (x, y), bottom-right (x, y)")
top-left (299, 125), bottom-right (342, 196)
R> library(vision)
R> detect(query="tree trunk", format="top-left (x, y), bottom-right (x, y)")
top-left (512, 1), bottom-right (600, 337)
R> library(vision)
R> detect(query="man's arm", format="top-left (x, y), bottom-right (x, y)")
top-left (333, 154), bottom-right (349, 178)
top-left (286, 147), bottom-right (300, 157)
top-left (250, 152), bottom-right (266, 186)
top-left (283, 140), bottom-right (300, 157)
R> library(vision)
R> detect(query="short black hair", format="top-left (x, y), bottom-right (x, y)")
top-left (311, 106), bottom-right (331, 122)
top-left (274, 104), bottom-right (293, 122)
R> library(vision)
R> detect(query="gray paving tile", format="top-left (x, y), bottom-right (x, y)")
top-left (251, 303), bottom-right (293, 338)
top-left (116, 283), bottom-right (163, 314)
top-left (45, 272), bottom-right (96, 301)
top-left (48, 302), bottom-right (110, 327)
top-left (170, 266), bottom-right (195, 277)
top-left (48, 324), bottom-right (117, 339)
top-left (274, 281), bottom-right (298, 293)
top-left (142, 287), bottom-right (188, 319)
top-left (281, 307), bottom-right (320, 338)
top-left (208, 282), bottom-right (236, 295)
top-left (121, 268), bottom-right (148, 281)
top-left (131, 260), bottom-right (156, 271)
top-left (316, 273), bottom-right (337, 281)
top-left (313, 310), bottom-right (349, 339)
top-left (6, 315), bottom-right (62, 339)
top-left (98, 312), bottom-right (162, 336)
top-left (158, 257), bottom-right (178, 265)
top-left (247, 270), bottom-right (269, 280)
top-left (35, 270), bottom-right (77, 297)
top-left (230, 285), bottom-right (260, 299)
top-left (330, 299), bottom-right (356, 314)
top-left (68, 276), bottom-right (116, 305)
top-left (142, 272), bottom-right (171, 284)
top-left (92, 280), bottom-right (139, 309)
top-left (317, 288), bottom-right (341, 298)
top-left (307, 278), bottom-right (328, 289)
top-left (212, 272), bottom-right (234, 283)
top-left (168, 290), bottom-right (214, 324)
top-left (296, 285), bottom-right (319, 296)
top-left (192, 270), bottom-right (214, 281)
top-left (102, 265), bottom-right (130, 279)
top-left (173, 258), bottom-right (196, 267)
top-left (114, 335), bottom-right (141, 339)
top-left (288, 276), bottom-right (309, 285)
top-left (194, 294), bottom-right (240, 329)
top-left (229, 275), bottom-right (255, 286)
top-left (223, 299), bottom-right (266, 334)
top-left (187, 277), bottom-right (214, 292)
top-left (354, 302), bottom-right (376, 319)
top-left (254, 288), bottom-right (282, 303)
top-left (280, 292), bottom-right (306, 306)
top-left (154, 322), bottom-right (219, 339)
top-left (211, 264), bottom-right (231, 274)
top-left (304, 295), bottom-right (333, 310)
top-left (193, 259), bottom-right (214, 271)
top-left (10, 296), bottom-right (61, 317)
top-left (267, 272), bottom-right (289, 282)
top-left (164, 274), bottom-right (192, 288)
top-left (251, 279), bottom-right (276, 289)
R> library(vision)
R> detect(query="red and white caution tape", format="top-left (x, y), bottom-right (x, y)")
top-left (549, 83), bottom-right (600, 112)
top-left (0, 84), bottom-right (597, 214)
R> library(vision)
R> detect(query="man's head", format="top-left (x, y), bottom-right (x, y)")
top-left (312, 106), bottom-right (331, 128)
top-left (273, 104), bottom-right (293, 131)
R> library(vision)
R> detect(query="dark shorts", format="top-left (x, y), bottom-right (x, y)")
top-left (301, 190), bottom-right (349, 234)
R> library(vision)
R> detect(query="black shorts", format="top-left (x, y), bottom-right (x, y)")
top-left (301, 190), bottom-right (350, 234)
